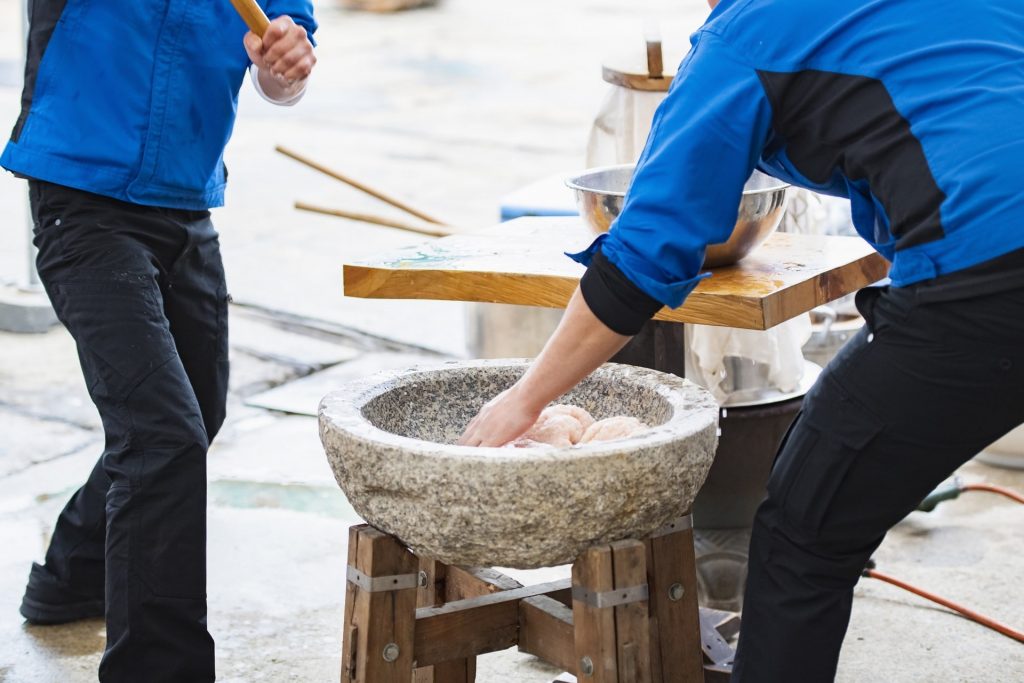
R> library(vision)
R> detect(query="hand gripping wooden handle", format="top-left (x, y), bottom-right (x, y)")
top-left (229, 0), bottom-right (271, 37)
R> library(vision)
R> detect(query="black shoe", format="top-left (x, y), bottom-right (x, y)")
top-left (19, 562), bottom-right (104, 625)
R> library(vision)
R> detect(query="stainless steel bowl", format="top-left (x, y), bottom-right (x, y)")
top-left (566, 164), bottom-right (789, 267)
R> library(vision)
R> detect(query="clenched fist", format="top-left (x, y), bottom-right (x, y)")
top-left (243, 15), bottom-right (316, 88)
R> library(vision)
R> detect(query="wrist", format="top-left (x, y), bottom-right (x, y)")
top-left (508, 376), bottom-right (551, 416)
top-left (250, 64), bottom-right (307, 106)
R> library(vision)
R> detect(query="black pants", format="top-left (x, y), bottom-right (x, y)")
top-left (30, 181), bottom-right (229, 682)
top-left (732, 283), bottom-right (1024, 681)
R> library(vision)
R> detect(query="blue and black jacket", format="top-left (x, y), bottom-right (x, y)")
top-left (2, 0), bottom-right (316, 210)
top-left (575, 0), bottom-right (1024, 334)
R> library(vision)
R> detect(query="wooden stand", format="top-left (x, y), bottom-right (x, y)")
top-left (340, 514), bottom-right (735, 682)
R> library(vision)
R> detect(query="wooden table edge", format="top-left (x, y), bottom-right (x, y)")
top-left (343, 250), bottom-right (890, 331)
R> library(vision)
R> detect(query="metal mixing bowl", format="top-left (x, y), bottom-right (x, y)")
top-left (566, 164), bottom-right (789, 267)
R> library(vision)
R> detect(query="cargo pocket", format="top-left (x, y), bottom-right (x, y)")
top-left (767, 375), bottom-right (883, 536)
top-left (52, 273), bottom-right (178, 396)
top-left (854, 286), bottom-right (883, 333)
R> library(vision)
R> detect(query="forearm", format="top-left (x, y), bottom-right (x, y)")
top-left (458, 287), bottom-right (638, 447)
top-left (511, 288), bottom-right (632, 411)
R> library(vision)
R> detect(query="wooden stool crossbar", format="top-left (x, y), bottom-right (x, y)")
top-left (340, 513), bottom-right (737, 682)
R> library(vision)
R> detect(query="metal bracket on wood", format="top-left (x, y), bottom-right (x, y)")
top-left (346, 565), bottom-right (419, 592)
top-left (648, 514), bottom-right (693, 539)
top-left (571, 583), bottom-right (649, 609)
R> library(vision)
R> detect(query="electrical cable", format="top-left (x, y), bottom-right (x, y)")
top-left (960, 482), bottom-right (1024, 505)
top-left (892, 479), bottom-right (1024, 644)
top-left (916, 478), bottom-right (1024, 512)
top-left (863, 563), bottom-right (1024, 645)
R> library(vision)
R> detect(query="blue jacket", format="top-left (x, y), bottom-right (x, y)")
top-left (2, 0), bottom-right (316, 210)
top-left (574, 0), bottom-right (1024, 306)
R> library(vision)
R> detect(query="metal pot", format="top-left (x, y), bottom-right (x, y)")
top-left (693, 394), bottom-right (806, 611)
top-left (565, 165), bottom-right (789, 267)
top-left (802, 305), bottom-right (865, 369)
top-left (719, 359), bottom-right (821, 408)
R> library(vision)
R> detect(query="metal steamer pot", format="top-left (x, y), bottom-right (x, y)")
top-left (692, 397), bottom-right (802, 612)
top-left (802, 304), bottom-right (866, 369)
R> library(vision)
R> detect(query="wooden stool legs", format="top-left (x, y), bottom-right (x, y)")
top-left (568, 516), bottom-right (705, 682)
top-left (645, 516), bottom-right (705, 682)
top-left (342, 525), bottom-right (419, 683)
top-left (572, 540), bottom-right (652, 682)
top-left (411, 557), bottom-right (479, 679)
top-left (339, 516), bottom-right (710, 683)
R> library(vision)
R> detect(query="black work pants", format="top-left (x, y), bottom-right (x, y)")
top-left (30, 181), bottom-right (229, 682)
top-left (732, 282), bottom-right (1024, 682)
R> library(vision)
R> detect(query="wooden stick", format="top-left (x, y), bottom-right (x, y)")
top-left (295, 201), bottom-right (453, 238)
top-left (277, 145), bottom-right (450, 226)
top-left (413, 579), bottom-right (572, 667)
top-left (519, 596), bottom-right (576, 673)
top-left (228, 0), bottom-right (271, 37)
top-left (644, 20), bottom-right (664, 80)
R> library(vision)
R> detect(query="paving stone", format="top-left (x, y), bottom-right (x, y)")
top-left (244, 351), bottom-right (439, 416)
top-left (0, 412), bottom-right (99, 478)
top-left (229, 310), bottom-right (361, 369)
top-left (208, 414), bottom-right (338, 489)
top-left (0, 327), bottom-right (100, 431)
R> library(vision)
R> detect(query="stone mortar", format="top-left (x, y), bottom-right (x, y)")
top-left (319, 359), bottom-right (719, 569)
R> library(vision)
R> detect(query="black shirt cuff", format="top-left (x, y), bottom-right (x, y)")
top-left (579, 250), bottom-right (664, 336)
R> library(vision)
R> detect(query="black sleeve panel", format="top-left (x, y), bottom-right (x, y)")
top-left (756, 69), bottom-right (946, 250)
top-left (579, 250), bottom-right (664, 336)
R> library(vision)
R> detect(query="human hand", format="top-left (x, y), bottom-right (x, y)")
top-left (243, 15), bottom-right (316, 84)
top-left (457, 386), bottom-right (543, 448)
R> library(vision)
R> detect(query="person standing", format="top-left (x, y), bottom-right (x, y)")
top-left (461, 0), bottom-right (1024, 680)
top-left (3, 1), bottom-right (317, 680)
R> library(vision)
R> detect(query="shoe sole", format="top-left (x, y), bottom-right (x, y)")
top-left (20, 595), bottom-right (104, 625)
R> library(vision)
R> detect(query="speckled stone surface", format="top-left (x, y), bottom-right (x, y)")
top-left (319, 359), bottom-right (719, 569)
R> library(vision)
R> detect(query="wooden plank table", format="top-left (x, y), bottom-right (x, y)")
top-left (343, 217), bottom-right (890, 331)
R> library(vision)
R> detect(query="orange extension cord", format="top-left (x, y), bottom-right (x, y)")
top-left (864, 568), bottom-right (1024, 645)
top-left (961, 482), bottom-right (1024, 505)
top-left (864, 482), bottom-right (1024, 645)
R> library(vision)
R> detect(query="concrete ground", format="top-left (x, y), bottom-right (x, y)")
top-left (1, 0), bottom-right (1023, 681)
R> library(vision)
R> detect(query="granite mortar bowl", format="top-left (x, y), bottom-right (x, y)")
top-left (319, 359), bottom-right (719, 569)
top-left (566, 165), bottom-right (789, 268)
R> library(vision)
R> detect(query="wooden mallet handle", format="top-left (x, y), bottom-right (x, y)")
top-left (229, 0), bottom-right (271, 37)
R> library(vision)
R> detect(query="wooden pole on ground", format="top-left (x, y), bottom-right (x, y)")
top-left (277, 145), bottom-right (450, 227)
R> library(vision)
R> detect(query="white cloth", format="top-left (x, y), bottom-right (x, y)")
top-left (685, 316), bottom-right (813, 404)
top-left (586, 86), bottom-right (667, 167)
